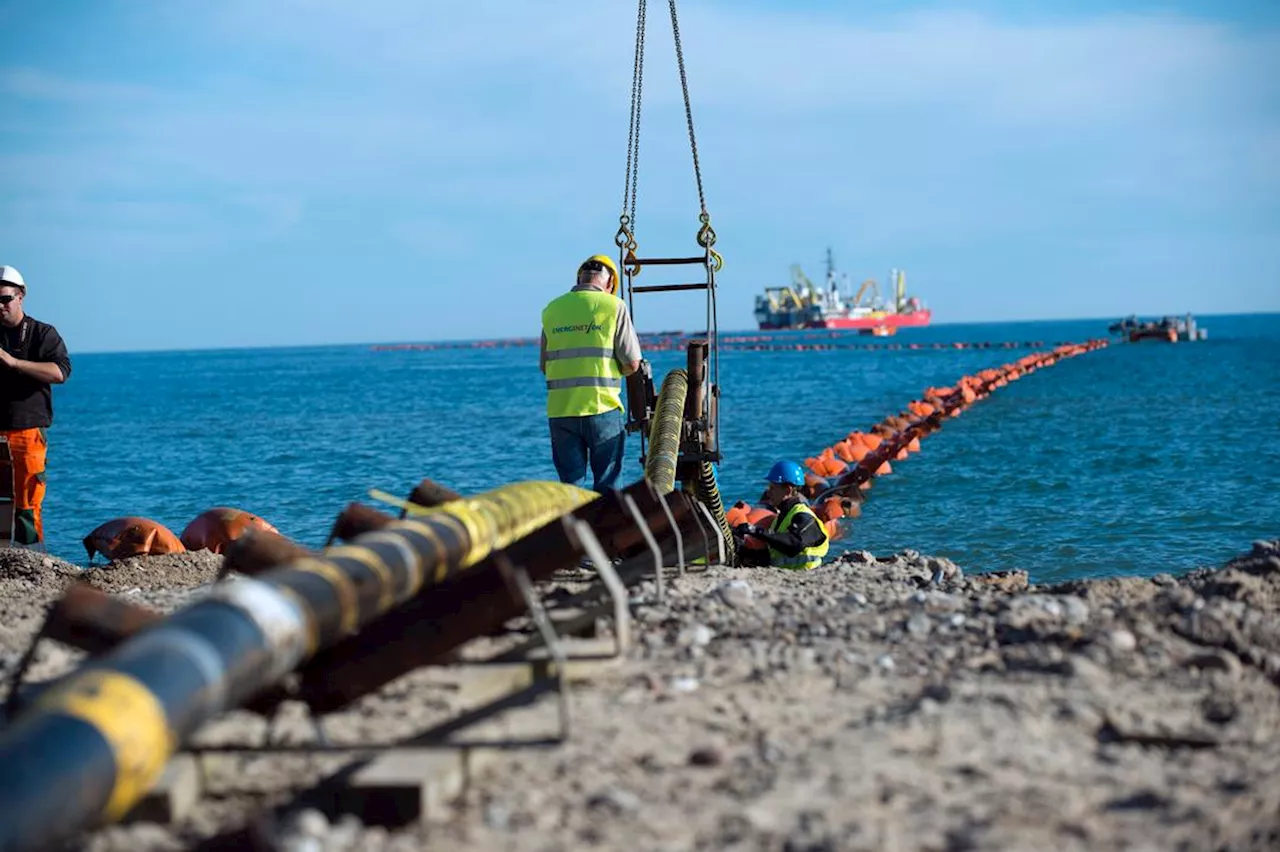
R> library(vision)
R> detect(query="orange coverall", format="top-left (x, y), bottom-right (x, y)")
top-left (2, 428), bottom-right (47, 544)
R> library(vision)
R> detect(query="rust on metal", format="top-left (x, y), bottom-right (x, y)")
top-left (221, 528), bottom-right (314, 578)
top-left (42, 582), bottom-right (162, 655)
top-left (404, 479), bottom-right (464, 512)
top-left (684, 339), bottom-right (707, 444)
top-left (325, 502), bottom-right (395, 545)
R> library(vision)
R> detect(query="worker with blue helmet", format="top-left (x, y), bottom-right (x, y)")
top-left (735, 460), bottom-right (830, 570)
top-left (765, 460), bottom-right (805, 486)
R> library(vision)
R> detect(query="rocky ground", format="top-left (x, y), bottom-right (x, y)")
top-left (2, 540), bottom-right (1278, 852)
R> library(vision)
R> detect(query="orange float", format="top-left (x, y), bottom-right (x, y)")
top-left (83, 517), bottom-right (186, 561)
top-left (833, 439), bottom-right (859, 463)
top-left (741, 506), bottom-right (777, 551)
top-left (725, 501), bottom-right (752, 528)
top-left (180, 507), bottom-right (279, 554)
top-left (802, 472), bottom-right (829, 499)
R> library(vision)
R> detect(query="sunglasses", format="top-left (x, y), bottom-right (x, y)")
top-left (0, 294), bottom-right (19, 305)
top-left (580, 261), bottom-right (608, 274)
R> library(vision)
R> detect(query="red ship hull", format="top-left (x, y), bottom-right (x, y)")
top-left (758, 309), bottom-right (932, 332)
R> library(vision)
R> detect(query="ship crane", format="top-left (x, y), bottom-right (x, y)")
top-left (851, 278), bottom-right (882, 310)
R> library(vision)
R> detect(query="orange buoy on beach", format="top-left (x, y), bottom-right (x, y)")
top-left (83, 517), bottom-right (185, 561)
top-left (180, 507), bottom-right (279, 554)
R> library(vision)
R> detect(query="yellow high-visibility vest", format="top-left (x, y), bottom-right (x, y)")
top-left (767, 502), bottom-right (830, 570)
top-left (542, 290), bottom-right (624, 418)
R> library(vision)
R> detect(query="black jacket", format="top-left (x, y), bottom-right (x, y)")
top-left (752, 497), bottom-right (827, 557)
top-left (1, 316), bottom-right (72, 430)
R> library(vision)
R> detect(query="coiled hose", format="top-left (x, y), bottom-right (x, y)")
top-left (693, 460), bottom-right (736, 564)
top-left (645, 368), bottom-right (688, 494)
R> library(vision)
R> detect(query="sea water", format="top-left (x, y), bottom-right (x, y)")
top-left (38, 314), bottom-right (1279, 583)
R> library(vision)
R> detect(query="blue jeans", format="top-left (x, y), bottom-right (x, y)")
top-left (549, 408), bottom-right (627, 493)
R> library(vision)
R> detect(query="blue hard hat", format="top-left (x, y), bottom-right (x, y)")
top-left (765, 460), bottom-right (806, 487)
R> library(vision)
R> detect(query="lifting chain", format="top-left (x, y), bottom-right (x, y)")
top-left (616, 0), bottom-right (648, 275)
top-left (616, 0), bottom-right (722, 274)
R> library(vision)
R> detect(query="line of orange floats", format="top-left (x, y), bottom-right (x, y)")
top-left (726, 338), bottom-right (1110, 553)
top-left (82, 508), bottom-right (278, 562)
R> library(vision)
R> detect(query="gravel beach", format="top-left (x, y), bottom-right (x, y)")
top-left (1, 540), bottom-right (1277, 852)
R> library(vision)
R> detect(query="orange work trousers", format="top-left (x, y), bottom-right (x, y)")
top-left (3, 428), bottom-right (47, 545)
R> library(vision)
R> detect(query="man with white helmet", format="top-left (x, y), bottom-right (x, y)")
top-left (539, 254), bottom-right (643, 492)
top-left (1, 266), bottom-right (72, 547)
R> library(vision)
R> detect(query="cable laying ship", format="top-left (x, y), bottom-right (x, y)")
top-left (754, 248), bottom-right (931, 334)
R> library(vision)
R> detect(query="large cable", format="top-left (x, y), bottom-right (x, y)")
top-left (644, 369), bottom-right (688, 494)
top-left (0, 480), bottom-right (596, 852)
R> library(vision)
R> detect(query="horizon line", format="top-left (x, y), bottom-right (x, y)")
top-left (63, 310), bottom-right (1278, 357)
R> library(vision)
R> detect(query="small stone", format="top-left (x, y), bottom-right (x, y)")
top-left (678, 623), bottom-right (715, 648)
top-left (949, 613), bottom-right (967, 628)
top-left (1061, 597), bottom-right (1090, 625)
top-left (849, 550), bottom-right (875, 564)
top-left (328, 815), bottom-right (363, 849)
top-left (689, 746), bottom-right (725, 767)
top-left (483, 802), bottom-right (512, 830)
top-left (1151, 573), bottom-right (1176, 586)
top-left (845, 592), bottom-right (869, 607)
top-left (717, 580), bottom-right (754, 610)
top-left (905, 613), bottom-right (931, 637)
top-left (671, 676), bottom-right (700, 693)
top-left (927, 556), bottom-right (963, 584)
top-left (1202, 694), bottom-right (1238, 725)
top-left (875, 654), bottom-right (896, 671)
top-left (1107, 629), bottom-right (1137, 654)
top-left (280, 838), bottom-right (322, 852)
top-left (292, 808), bottom-right (329, 838)
top-left (588, 787), bottom-right (640, 814)
top-left (761, 739), bottom-right (788, 766)
top-left (1184, 650), bottom-right (1244, 679)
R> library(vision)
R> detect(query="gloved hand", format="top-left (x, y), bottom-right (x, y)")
top-left (734, 523), bottom-right (759, 537)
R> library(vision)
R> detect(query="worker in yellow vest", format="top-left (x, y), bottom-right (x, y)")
top-left (734, 460), bottom-right (830, 570)
top-left (539, 254), bottom-right (643, 492)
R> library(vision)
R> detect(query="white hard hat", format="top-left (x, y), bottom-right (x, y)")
top-left (0, 266), bottom-right (25, 291)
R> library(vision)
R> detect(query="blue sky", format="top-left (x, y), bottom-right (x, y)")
top-left (1, 0), bottom-right (1277, 353)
